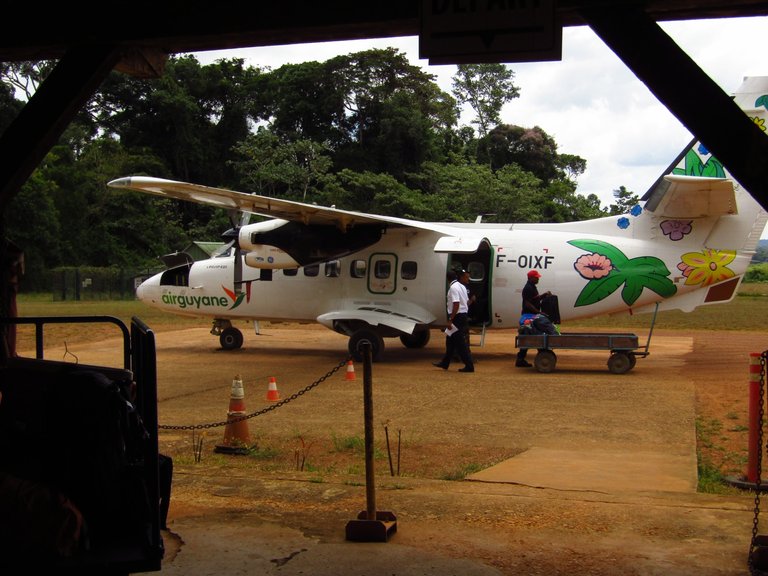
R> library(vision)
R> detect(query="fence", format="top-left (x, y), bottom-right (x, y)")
top-left (50, 267), bottom-right (158, 301)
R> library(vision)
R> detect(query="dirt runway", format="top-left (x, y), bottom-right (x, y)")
top-left (29, 322), bottom-right (768, 575)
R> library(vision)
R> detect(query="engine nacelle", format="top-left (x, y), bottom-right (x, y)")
top-left (243, 247), bottom-right (299, 269)
top-left (238, 219), bottom-right (292, 248)
top-left (238, 217), bottom-right (383, 268)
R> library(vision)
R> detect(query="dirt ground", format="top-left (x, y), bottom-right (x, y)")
top-left (20, 322), bottom-right (768, 575)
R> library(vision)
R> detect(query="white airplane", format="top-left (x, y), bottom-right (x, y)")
top-left (109, 76), bottom-right (768, 361)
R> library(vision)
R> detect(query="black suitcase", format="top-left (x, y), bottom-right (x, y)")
top-left (540, 294), bottom-right (561, 324)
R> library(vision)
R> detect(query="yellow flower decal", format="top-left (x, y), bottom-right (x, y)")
top-left (677, 249), bottom-right (736, 286)
top-left (753, 116), bottom-right (766, 132)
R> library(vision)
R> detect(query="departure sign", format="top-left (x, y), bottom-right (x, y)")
top-left (420, 0), bottom-right (562, 64)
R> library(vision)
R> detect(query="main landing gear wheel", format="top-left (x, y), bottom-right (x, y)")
top-left (607, 351), bottom-right (633, 374)
top-left (534, 350), bottom-right (557, 373)
top-left (220, 327), bottom-right (244, 350)
top-left (349, 329), bottom-right (384, 362)
top-left (400, 330), bottom-right (431, 349)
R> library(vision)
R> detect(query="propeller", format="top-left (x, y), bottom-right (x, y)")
top-left (222, 209), bottom-right (252, 293)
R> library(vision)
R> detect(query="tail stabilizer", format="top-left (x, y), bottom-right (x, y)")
top-left (640, 76), bottom-right (768, 253)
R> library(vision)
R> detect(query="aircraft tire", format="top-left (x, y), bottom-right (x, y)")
top-left (400, 330), bottom-right (431, 349)
top-left (349, 329), bottom-right (384, 362)
top-left (608, 351), bottom-right (632, 374)
top-left (220, 327), bottom-right (244, 350)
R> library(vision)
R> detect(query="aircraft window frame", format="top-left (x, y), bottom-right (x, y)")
top-left (401, 261), bottom-right (418, 280)
top-left (304, 264), bottom-right (319, 277)
top-left (325, 260), bottom-right (341, 278)
top-left (350, 259), bottom-right (367, 278)
top-left (368, 253), bottom-right (397, 295)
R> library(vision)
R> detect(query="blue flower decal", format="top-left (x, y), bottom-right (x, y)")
top-left (617, 217), bottom-right (630, 229)
top-left (630, 204), bottom-right (643, 217)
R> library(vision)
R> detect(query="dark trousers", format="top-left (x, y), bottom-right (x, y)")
top-left (440, 313), bottom-right (473, 368)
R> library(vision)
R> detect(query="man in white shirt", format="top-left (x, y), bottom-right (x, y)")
top-left (433, 269), bottom-right (475, 372)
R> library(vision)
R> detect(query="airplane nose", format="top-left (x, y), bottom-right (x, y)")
top-left (136, 274), bottom-right (161, 302)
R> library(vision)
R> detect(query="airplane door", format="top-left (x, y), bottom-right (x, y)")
top-left (444, 241), bottom-right (493, 328)
top-left (368, 253), bottom-right (397, 294)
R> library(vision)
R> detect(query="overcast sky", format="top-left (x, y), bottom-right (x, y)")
top-left (192, 15), bottom-right (767, 216)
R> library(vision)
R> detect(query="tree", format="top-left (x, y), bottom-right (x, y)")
top-left (325, 48), bottom-right (457, 176)
top-left (327, 169), bottom-right (433, 219)
top-left (0, 61), bottom-right (57, 101)
top-left (96, 55), bottom-right (260, 187)
top-left (230, 129), bottom-right (333, 202)
top-left (451, 64), bottom-right (519, 138)
top-left (608, 185), bottom-right (640, 215)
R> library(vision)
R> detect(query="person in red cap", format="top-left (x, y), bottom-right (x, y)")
top-left (516, 270), bottom-right (551, 367)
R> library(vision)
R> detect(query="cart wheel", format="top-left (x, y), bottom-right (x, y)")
top-left (534, 350), bottom-right (557, 373)
top-left (608, 352), bottom-right (632, 374)
top-left (627, 351), bottom-right (637, 369)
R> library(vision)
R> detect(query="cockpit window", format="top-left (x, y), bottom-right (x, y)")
top-left (160, 264), bottom-right (191, 286)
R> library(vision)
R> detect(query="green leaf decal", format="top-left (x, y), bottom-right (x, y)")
top-left (638, 274), bottom-right (677, 298)
top-left (567, 239), bottom-right (629, 267)
top-left (621, 280), bottom-right (644, 306)
top-left (574, 272), bottom-right (626, 307)
top-left (570, 240), bottom-right (676, 308)
top-left (756, 95), bottom-right (768, 111)
top-left (627, 256), bottom-right (671, 276)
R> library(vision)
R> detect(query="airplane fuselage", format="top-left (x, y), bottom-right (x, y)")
top-left (137, 218), bottom-right (755, 334)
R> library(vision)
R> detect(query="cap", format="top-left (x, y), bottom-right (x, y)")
top-left (527, 270), bottom-right (541, 279)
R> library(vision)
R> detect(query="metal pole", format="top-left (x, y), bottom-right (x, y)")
top-left (362, 342), bottom-right (376, 520)
top-left (748, 352), bottom-right (762, 483)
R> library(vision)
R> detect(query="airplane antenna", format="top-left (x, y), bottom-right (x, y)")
top-left (475, 213), bottom-right (496, 223)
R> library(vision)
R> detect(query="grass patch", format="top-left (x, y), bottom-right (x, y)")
top-left (442, 462), bottom-right (485, 481)
top-left (332, 433), bottom-right (365, 452)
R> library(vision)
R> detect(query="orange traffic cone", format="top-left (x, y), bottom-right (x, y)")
top-left (345, 360), bottom-right (356, 381)
top-left (214, 375), bottom-right (252, 455)
top-left (266, 376), bottom-right (281, 402)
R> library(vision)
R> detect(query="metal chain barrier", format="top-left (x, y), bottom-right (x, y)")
top-left (749, 351), bottom-right (768, 575)
top-left (158, 356), bottom-right (351, 431)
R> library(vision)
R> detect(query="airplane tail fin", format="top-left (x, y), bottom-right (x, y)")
top-left (640, 76), bottom-right (768, 253)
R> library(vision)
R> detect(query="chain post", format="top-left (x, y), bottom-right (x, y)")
top-left (749, 351), bottom-right (768, 575)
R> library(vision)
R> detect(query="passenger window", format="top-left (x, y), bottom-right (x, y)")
top-left (374, 259), bottom-right (391, 279)
top-left (325, 260), bottom-right (341, 278)
top-left (304, 264), bottom-right (319, 277)
top-left (468, 261), bottom-right (485, 282)
top-left (350, 260), bottom-right (366, 278)
top-left (401, 261), bottom-right (417, 280)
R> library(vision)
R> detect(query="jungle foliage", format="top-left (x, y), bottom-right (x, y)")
top-left (2, 50), bottom-right (635, 290)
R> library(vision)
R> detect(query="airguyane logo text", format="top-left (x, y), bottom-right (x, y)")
top-left (162, 285), bottom-right (244, 310)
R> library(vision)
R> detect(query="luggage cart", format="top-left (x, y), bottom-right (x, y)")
top-left (514, 305), bottom-right (658, 374)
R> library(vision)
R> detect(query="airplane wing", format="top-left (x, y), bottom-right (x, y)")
top-left (108, 176), bottom-right (459, 235)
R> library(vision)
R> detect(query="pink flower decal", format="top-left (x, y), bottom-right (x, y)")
top-left (677, 261), bottom-right (693, 278)
top-left (660, 220), bottom-right (692, 241)
top-left (574, 253), bottom-right (612, 279)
